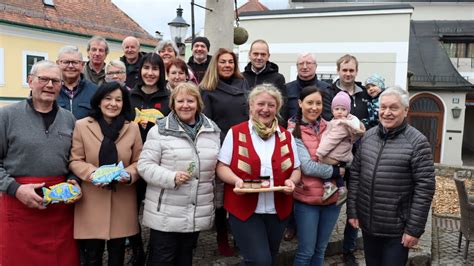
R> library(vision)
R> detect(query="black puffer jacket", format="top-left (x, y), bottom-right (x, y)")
top-left (242, 62), bottom-right (287, 126)
top-left (347, 122), bottom-right (435, 238)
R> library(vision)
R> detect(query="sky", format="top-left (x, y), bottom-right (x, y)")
top-left (111, 0), bottom-right (288, 39)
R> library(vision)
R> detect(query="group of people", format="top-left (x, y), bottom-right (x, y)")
top-left (0, 34), bottom-right (435, 266)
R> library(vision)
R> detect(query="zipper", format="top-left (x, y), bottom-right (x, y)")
top-left (368, 136), bottom-right (387, 230)
top-left (156, 189), bottom-right (164, 212)
top-left (69, 98), bottom-right (73, 114)
top-left (184, 131), bottom-right (201, 232)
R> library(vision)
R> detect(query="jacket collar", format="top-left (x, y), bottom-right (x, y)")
top-left (157, 112), bottom-right (220, 138)
top-left (216, 79), bottom-right (247, 96)
top-left (377, 121), bottom-right (407, 140)
top-left (85, 116), bottom-right (131, 143)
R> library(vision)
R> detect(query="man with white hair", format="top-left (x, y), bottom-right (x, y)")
top-left (120, 36), bottom-right (145, 89)
top-left (56, 45), bottom-right (97, 119)
top-left (285, 52), bottom-right (333, 122)
top-left (0, 60), bottom-right (79, 265)
top-left (347, 86), bottom-right (435, 266)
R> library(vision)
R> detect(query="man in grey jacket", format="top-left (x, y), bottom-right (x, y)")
top-left (347, 86), bottom-right (435, 266)
top-left (0, 60), bottom-right (79, 264)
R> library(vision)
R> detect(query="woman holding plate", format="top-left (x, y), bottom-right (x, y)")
top-left (216, 83), bottom-right (301, 265)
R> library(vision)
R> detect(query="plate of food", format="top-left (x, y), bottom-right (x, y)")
top-left (233, 179), bottom-right (289, 193)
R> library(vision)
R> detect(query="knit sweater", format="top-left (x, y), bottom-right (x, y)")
top-left (0, 100), bottom-right (76, 195)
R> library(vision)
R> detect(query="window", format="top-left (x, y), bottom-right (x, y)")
top-left (443, 42), bottom-right (474, 58)
top-left (0, 48), bottom-right (4, 86)
top-left (22, 51), bottom-right (48, 87)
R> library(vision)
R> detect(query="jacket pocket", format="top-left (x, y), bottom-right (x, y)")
top-left (156, 189), bottom-right (165, 212)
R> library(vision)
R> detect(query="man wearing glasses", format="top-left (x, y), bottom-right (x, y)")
top-left (105, 59), bottom-right (127, 87)
top-left (56, 45), bottom-right (97, 119)
top-left (284, 52), bottom-right (333, 122)
top-left (0, 60), bottom-right (80, 265)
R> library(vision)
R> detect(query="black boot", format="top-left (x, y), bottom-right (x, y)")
top-left (79, 240), bottom-right (104, 266)
top-left (128, 233), bottom-right (145, 266)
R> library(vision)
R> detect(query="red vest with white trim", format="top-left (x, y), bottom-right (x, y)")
top-left (224, 121), bottom-right (295, 221)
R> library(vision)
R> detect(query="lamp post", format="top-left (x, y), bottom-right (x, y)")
top-left (168, 6), bottom-right (189, 56)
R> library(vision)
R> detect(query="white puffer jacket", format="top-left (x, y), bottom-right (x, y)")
top-left (138, 113), bottom-right (221, 232)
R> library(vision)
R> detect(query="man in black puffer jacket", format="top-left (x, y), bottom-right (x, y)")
top-left (242, 39), bottom-right (286, 126)
top-left (347, 86), bottom-right (435, 266)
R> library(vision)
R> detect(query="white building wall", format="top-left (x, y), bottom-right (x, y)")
top-left (239, 9), bottom-right (412, 88)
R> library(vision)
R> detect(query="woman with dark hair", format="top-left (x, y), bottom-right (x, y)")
top-left (200, 48), bottom-right (250, 256)
top-left (131, 52), bottom-right (170, 137)
top-left (69, 81), bottom-right (143, 265)
top-left (288, 86), bottom-right (346, 266)
top-left (166, 58), bottom-right (189, 91)
top-left (129, 52), bottom-right (171, 265)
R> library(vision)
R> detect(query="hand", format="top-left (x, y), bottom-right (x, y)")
top-left (401, 233), bottom-right (419, 248)
top-left (348, 218), bottom-right (359, 229)
top-left (88, 173), bottom-right (108, 188)
top-left (175, 171), bottom-right (191, 186)
top-left (234, 178), bottom-right (245, 195)
top-left (139, 121), bottom-right (148, 129)
top-left (118, 172), bottom-right (131, 184)
top-left (15, 183), bottom-right (46, 210)
top-left (339, 167), bottom-right (346, 177)
top-left (283, 179), bottom-right (295, 194)
top-left (65, 179), bottom-right (82, 203)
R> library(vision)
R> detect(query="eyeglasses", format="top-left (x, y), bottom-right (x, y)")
top-left (297, 62), bottom-right (316, 67)
top-left (106, 71), bottom-right (126, 76)
top-left (58, 60), bottom-right (82, 67)
top-left (31, 74), bottom-right (61, 86)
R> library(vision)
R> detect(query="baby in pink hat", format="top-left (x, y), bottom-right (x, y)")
top-left (316, 91), bottom-right (365, 205)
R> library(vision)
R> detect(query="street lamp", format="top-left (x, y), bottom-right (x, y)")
top-left (168, 6), bottom-right (189, 56)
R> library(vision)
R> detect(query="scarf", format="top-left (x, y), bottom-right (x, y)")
top-left (98, 115), bottom-right (126, 166)
top-left (175, 113), bottom-right (204, 141)
top-left (252, 118), bottom-right (278, 140)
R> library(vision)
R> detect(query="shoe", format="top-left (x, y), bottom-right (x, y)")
top-left (283, 227), bottom-right (296, 241)
top-left (343, 251), bottom-right (358, 266)
top-left (336, 187), bottom-right (348, 206)
top-left (322, 183), bottom-right (338, 201)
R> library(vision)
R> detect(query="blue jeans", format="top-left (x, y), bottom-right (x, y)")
top-left (362, 232), bottom-right (408, 266)
top-left (229, 213), bottom-right (288, 266)
top-left (293, 201), bottom-right (341, 266)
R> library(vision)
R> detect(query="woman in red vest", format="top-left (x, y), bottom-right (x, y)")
top-left (217, 83), bottom-right (301, 265)
top-left (288, 86), bottom-right (346, 266)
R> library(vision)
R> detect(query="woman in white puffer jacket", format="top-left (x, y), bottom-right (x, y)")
top-left (137, 82), bottom-right (220, 266)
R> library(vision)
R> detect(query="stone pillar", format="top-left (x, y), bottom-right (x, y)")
top-left (204, 0), bottom-right (234, 53)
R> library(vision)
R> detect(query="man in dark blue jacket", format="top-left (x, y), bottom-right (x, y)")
top-left (285, 52), bottom-right (333, 121)
top-left (56, 45), bottom-right (97, 119)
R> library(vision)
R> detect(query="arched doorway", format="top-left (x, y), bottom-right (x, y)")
top-left (408, 94), bottom-right (444, 163)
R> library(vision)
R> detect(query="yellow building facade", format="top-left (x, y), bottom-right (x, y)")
top-left (0, 22), bottom-right (154, 106)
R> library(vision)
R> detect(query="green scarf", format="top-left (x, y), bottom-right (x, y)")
top-left (252, 118), bottom-right (278, 140)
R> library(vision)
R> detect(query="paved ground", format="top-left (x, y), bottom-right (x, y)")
top-left (121, 210), bottom-right (472, 265)
top-left (432, 216), bottom-right (473, 265)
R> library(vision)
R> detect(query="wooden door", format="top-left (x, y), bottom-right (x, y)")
top-left (407, 94), bottom-right (444, 163)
